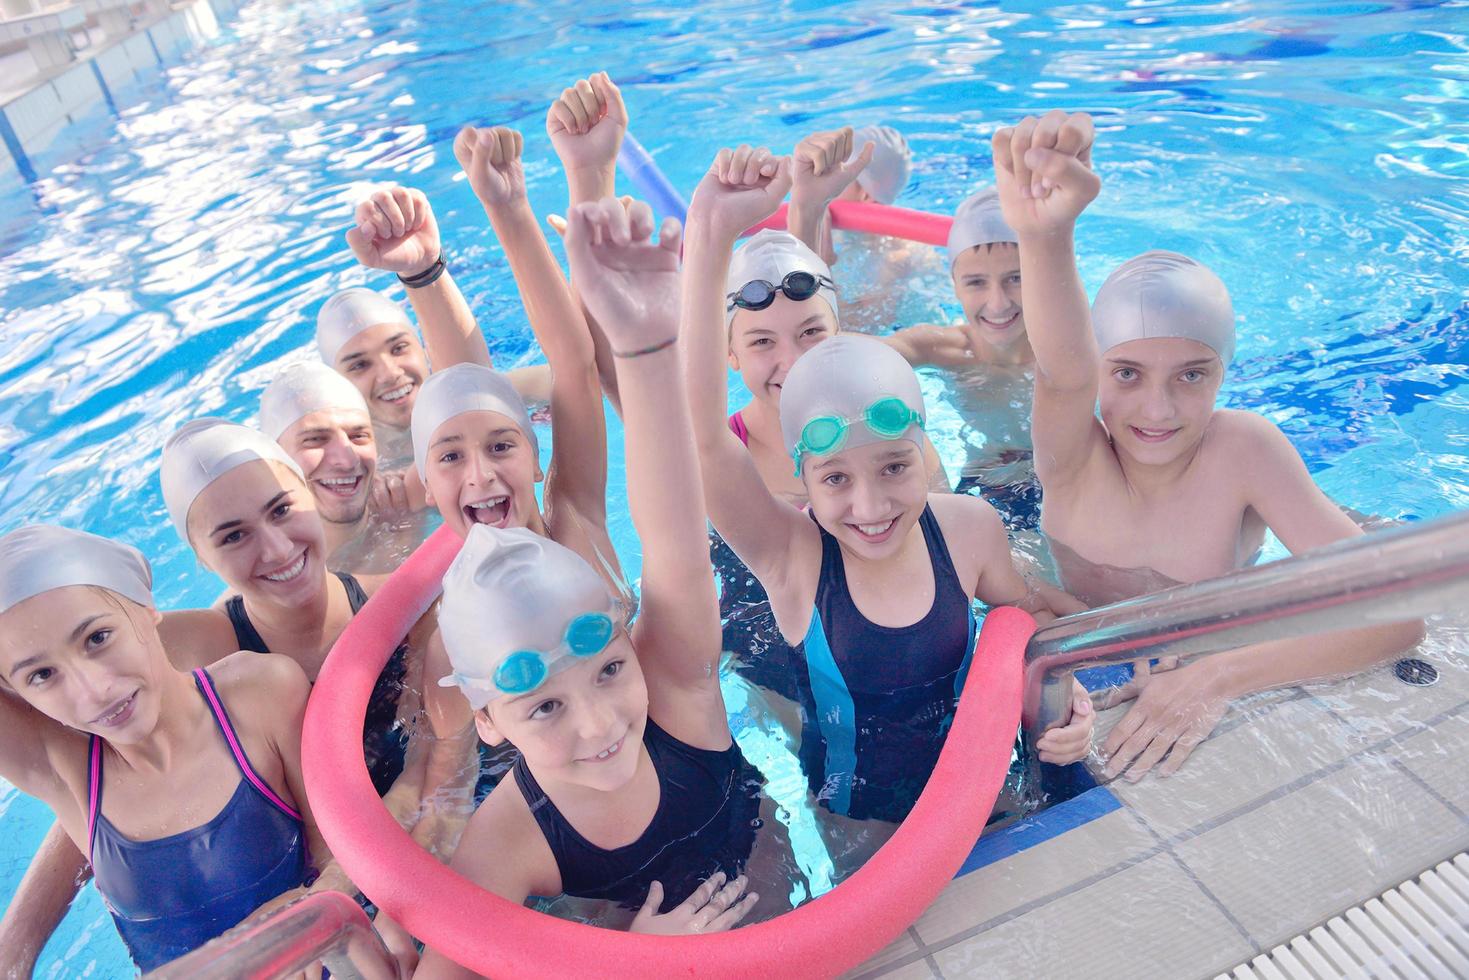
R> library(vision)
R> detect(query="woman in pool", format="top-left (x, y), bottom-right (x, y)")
top-left (996, 109), bottom-right (1423, 780)
top-left (682, 146), bottom-right (1095, 825)
top-left (0, 526), bottom-right (353, 971)
top-left (414, 198), bottom-right (761, 978)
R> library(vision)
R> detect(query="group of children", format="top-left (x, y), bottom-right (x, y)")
top-left (0, 72), bottom-right (1422, 978)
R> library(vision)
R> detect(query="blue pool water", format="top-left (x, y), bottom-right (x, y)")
top-left (1, 0), bottom-right (1467, 973)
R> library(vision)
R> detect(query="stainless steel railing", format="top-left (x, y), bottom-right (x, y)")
top-left (1023, 510), bottom-right (1469, 735)
top-left (143, 891), bottom-right (398, 980)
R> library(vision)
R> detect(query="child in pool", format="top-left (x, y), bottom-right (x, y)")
top-left (0, 526), bottom-right (354, 971)
top-left (405, 123), bottom-right (633, 860)
top-left (788, 124), bottom-right (910, 267)
top-left (995, 109), bottom-right (1423, 779)
top-left (261, 360), bottom-right (430, 574)
top-left (413, 200), bottom-right (761, 978)
top-left (682, 145), bottom-right (1095, 825)
top-left (0, 421), bottom-right (424, 971)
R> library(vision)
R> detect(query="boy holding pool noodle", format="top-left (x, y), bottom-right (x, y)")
top-left (997, 108), bottom-right (1423, 779)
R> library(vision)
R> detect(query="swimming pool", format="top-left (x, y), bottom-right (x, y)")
top-left (1, 0), bottom-right (1466, 974)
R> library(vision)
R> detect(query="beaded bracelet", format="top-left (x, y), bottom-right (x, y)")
top-left (611, 335), bottom-right (678, 359)
top-left (398, 255), bottom-right (447, 289)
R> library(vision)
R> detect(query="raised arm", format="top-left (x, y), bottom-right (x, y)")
top-left (563, 198), bottom-right (727, 744)
top-left (787, 127), bottom-right (873, 265)
top-left (992, 112), bottom-right (1103, 486)
top-left (454, 125), bottom-right (610, 526)
top-left (547, 72), bottom-right (628, 408)
top-left (683, 147), bottom-right (815, 588)
top-left (346, 186), bottom-right (491, 370)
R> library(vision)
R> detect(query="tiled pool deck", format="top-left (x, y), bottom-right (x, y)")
top-left (849, 616), bottom-right (1469, 979)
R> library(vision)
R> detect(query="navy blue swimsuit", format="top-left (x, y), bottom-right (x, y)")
top-left (226, 571), bottom-right (408, 797)
top-left (513, 718), bottom-right (761, 913)
top-left (793, 505), bottom-right (977, 824)
top-left (87, 669), bottom-right (309, 971)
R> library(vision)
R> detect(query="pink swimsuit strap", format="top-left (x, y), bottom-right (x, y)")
top-left (728, 410), bottom-right (750, 447)
top-left (193, 669), bottom-right (302, 822)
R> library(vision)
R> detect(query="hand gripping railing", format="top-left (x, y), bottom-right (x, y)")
top-left (142, 891), bottom-right (398, 980)
top-left (1024, 509), bottom-right (1469, 736)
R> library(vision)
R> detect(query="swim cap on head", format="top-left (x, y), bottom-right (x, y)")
top-left (160, 419), bottom-right (306, 543)
top-left (316, 287), bottom-right (414, 366)
top-left (726, 230), bottom-right (839, 328)
top-left (410, 363), bottom-right (538, 479)
top-left (946, 188), bottom-right (1017, 269)
top-left (1091, 250), bottom-right (1235, 364)
top-left (259, 362), bottom-right (372, 442)
top-left (438, 525), bottom-right (619, 709)
top-left (0, 526), bottom-right (154, 614)
top-left (779, 334), bottom-right (926, 472)
top-left (850, 125), bottom-right (911, 206)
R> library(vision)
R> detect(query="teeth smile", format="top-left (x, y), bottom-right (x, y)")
top-left (856, 519), bottom-right (896, 536)
top-left (593, 738), bottom-right (624, 761)
top-left (263, 554), bottom-right (307, 582)
top-left (468, 496), bottom-right (508, 509)
top-left (96, 694), bottom-right (135, 725)
top-left (380, 383), bottom-right (413, 402)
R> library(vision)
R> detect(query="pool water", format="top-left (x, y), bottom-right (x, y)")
top-left (1, 0), bottom-right (1467, 974)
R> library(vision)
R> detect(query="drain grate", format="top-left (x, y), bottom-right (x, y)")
top-left (1394, 658), bottom-right (1440, 687)
top-left (1216, 852), bottom-right (1469, 979)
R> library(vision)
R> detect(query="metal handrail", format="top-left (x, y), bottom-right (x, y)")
top-left (1023, 509), bottom-right (1469, 734)
top-left (143, 891), bottom-right (398, 980)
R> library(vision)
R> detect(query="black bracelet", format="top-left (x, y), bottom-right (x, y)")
top-left (398, 255), bottom-right (446, 289)
top-left (611, 336), bottom-right (678, 359)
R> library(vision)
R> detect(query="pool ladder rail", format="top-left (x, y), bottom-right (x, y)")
top-left (1024, 509), bottom-right (1469, 739)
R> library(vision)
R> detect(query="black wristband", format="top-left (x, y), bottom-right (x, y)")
top-left (398, 255), bottom-right (446, 289)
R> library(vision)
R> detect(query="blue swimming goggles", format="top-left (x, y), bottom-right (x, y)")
top-left (445, 611), bottom-right (617, 700)
top-left (792, 396), bottom-right (924, 476)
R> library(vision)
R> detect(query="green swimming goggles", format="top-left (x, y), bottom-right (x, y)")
top-left (450, 611), bottom-right (617, 698)
top-left (791, 396), bottom-right (924, 476)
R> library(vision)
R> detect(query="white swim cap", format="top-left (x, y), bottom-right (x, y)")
top-left (0, 526), bottom-right (153, 614)
top-left (779, 334), bottom-right (926, 474)
top-left (946, 188), bottom-right (1017, 269)
top-left (1091, 251), bottom-right (1236, 365)
top-left (438, 525), bottom-right (620, 709)
top-left (160, 419), bottom-right (306, 544)
top-left (850, 125), bottom-right (911, 206)
top-left (726, 230), bottom-right (839, 329)
top-left (410, 363), bottom-right (538, 480)
top-left (316, 287), bottom-right (414, 366)
top-left (259, 362), bottom-right (372, 442)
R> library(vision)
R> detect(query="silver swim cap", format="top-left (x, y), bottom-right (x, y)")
top-left (161, 419), bottom-right (306, 544)
top-left (438, 525), bottom-right (620, 710)
top-left (946, 188), bottom-right (1017, 269)
top-left (410, 363), bottom-right (538, 480)
top-left (726, 230), bottom-right (839, 329)
top-left (316, 288), bottom-right (414, 366)
top-left (259, 362), bottom-right (372, 442)
top-left (779, 334), bottom-right (926, 474)
top-left (1091, 251), bottom-right (1235, 365)
top-left (0, 526), bottom-right (153, 614)
top-left (850, 125), bottom-right (911, 206)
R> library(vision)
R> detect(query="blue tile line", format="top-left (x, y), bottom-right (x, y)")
top-left (955, 786), bottom-right (1121, 878)
top-left (0, 110), bottom-right (38, 185)
top-left (88, 60), bottom-right (120, 117)
top-left (145, 26), bottom-right (164, 65)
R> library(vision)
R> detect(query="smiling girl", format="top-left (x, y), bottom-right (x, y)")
top-left (0, 526), bottom-right (352, 971)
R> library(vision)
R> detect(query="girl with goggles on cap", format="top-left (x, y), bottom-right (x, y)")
top-left (996, 110), bottom-right (1421, 782)
top-left (681, 146), bottom-right (1095, 829)
top-left (413, 199), bottom-right (763, 977)
top-left (0, 527), bottom-right (357, 972)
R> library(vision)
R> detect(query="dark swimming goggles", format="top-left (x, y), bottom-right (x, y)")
top-left (726, 271), bottom-right (836, 314)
